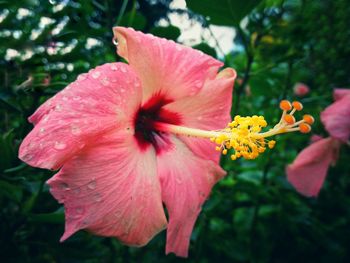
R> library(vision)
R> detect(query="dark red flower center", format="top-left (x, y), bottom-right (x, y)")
top-left (134, 94), bottom-right (181, 154)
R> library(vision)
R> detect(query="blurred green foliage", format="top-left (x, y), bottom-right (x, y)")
top-left (1, 0), bottom-right (350, 262)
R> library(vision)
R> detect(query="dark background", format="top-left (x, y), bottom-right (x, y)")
top-left (1, 0), bottom-right (350, 262)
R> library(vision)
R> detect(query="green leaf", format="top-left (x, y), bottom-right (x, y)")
top-left (150, 25), bottom-right (181, 41)
top-left (119, 11), bottom-right (146, 30)
top-left (186, 0), bottom-right (263, 26)
top-left (28, 209), bottom-right (64, 224)
top-left (0, 179), bottom-right (23, 202)
top-left (192, 42), bottom-right (217, 58)
top-left (0, 130), bottom-right (16, 170)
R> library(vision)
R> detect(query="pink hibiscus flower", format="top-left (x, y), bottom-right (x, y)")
top-left (19, 27), bottom-right (314, 256)
top-left (321, 88), bottom-right (350, 142)
top-left (19, 27), bottom-right (236, 257)
top-left (287, 88), bottom-right (350, 197)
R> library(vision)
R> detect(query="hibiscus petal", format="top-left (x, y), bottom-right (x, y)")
top-left (162, 68), bottom-right (236, 163)
top-left (157, 137), bottom-right (226, 257)
top-left (321, 89), bottom-right (350, 142)
top-left (113, 27), bottom-right (223, 103)
top-left (19, 63), bottom-right (142, 170)
top-left (286, 138), bottom-right (341, 197)
top-left (47, 132), bottom-right (167, 246)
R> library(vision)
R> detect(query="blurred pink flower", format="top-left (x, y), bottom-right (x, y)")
top-left (310, 134), bottom-right (324, 143)
top-left (287, 137), bottom-right (340, 197)
top-left (321, 88), bottom-right (350, 142)
top-left (287, 88), bottom-right (349, 197)
top-left (293, 82), bottom-right (310, 97)
top-left (18, 27), bottom-right (236, 257)
top-left (43, 75), bottom-right (51, 86)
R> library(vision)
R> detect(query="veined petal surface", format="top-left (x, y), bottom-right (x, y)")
top-left (19, 63), bottom-right (141, 169)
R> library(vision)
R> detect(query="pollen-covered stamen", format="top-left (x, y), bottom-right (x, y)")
top-left (153, 100), bottom-right (314, 161)
top-left (209, 115), bottom-right (272, 160)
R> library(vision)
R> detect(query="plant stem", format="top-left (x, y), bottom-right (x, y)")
top-left (232, 26), bottom-right (255, 116)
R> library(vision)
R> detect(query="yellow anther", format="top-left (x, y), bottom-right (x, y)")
top-left (303, 114), bottom-right (315, 125)
top-left (234, 115), bottom-right (240, 121)
top-left (251, 126), bottom-right (261, 132)
top-left (284, 114), bottom-right (296, 125)
top-left (299, 123), bottom-right (311, 133)
top-left (210, 137), bottom-right (215, 142)
top-left (222, 149), bottom-right (228, 155)
top-left (268, 140), bottom-right (276, 149)
top-left (292, 101), bottom-right (303, 111)
top-left (258, 147), bottom-right (266, 153)
top-left (259, 119), bottom-right (267, 127)
top-left (215, 138), bottom-right (222, 144)
top-left (230, 155), bottom-right (237, 160)
top-left (228, 121), bottom-right (237, 127)
top-left (280, 100), bottom-right (292, 111)
top-left (215, 146), bottom-right (221, 151)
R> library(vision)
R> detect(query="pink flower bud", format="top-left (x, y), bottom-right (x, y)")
top-left (293, 83), bottom-right (310, 97)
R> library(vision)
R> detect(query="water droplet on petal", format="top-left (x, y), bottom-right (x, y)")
top-left (59, 182), bottom-right (69, 190)
top-left (91, 71), bottom-right (101, 79)
top-left (134, 36), bottom-right (141, 43)
top-left (28, 142), bottom-right (36, 149)
top-left (81, 219), bottom-right (89, 227)
top-left (93, 193), bottom-right (102, 202)
top-left (176, 177), bottom-right (183, 184)
top-left (199, 191), bottom-right (206, 198)
top-left (42, 115), bottom-right (49, 122)
top-left (71, 125), bottom-right (81, 135)
top-left (100, 77), bottom-right (110, 86)
top-left (77, 74), bottom-right (87, 81)
top-left (22, 153), bottom-right (33, 162)
top-left (55, 104), bottom-right (62, 111)
top-left (195, 80), bottom-right (203, 88)
top-left (76, 207), bottom-right (84, 215)
top-left (114, 210), bottom-right (122, 218)
top-left (175, 45), bottom-right (183, 51)
top-left (78, 143), bottom-right (86, 149)
top-left (54, 141), bottom-right (67, 150)
top-left (87, 179), bottom-right (96, 190)
top-left (120, 67), bottom-right (127, 73)
top-left (62, 96), bottom-right (68, 101)
top-left (110, 64), bottom-right (118, 71)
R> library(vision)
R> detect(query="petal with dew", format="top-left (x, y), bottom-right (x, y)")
top-left (321, 89), bottom-right (350, 142)
top-left (113, 27), bottom-right (223, 103)
top-left (47, 131), bottom-right (167, 246)
top-left (19, 63), bottom-right (142, 170)
top-left (161, 68), bottom-right (236, 163)
top-left (287, 137), bottom-right (341, 197)
top-left (157, 137), bottom-right (225, 257)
